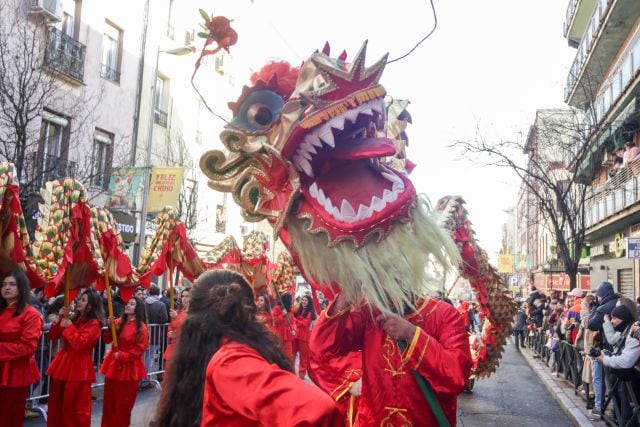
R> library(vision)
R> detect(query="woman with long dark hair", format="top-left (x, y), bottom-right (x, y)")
top-left (256, 293), bottom-right (275, 332)
top-left (293, 294), bottom-right (316, 378)
top-left (272, 292), bottom-right (295, 357)
top-left (152, 269), bottom-right (342, 426)
top-left (100, 297), bottom-right (149, 427)
top-left (164, 287), bottom-right (190, 372)
top-left (47, 288), bottom-right (105, 426)
top-left (0, 270), bottom-right (43, 427)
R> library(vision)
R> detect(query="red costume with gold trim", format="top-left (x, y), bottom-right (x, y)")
top-left (309, 344), bottom-right (362, 427)
top-left (311, 298), bottom-right (472, 426)
top-left (271, 305), bottom-right (294, 356)
top-left (100, 319), bottom-right (148, 427)
top-left (47, 317), bottom-right (101, 427)
top-left (201, 341), bottom-right (344, 426)
top-left (292, 309), bottom-right (313, 378)
top-left (164, 310), bottom-right (186, 370)
top-left (0, 304), bottom-right (42, 427)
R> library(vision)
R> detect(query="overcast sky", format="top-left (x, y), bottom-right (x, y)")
top-left (211, 0), bottom-right (577, 260)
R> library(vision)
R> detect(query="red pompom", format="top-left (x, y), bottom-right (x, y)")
top-left (250, 62), bottom-right (300, 99)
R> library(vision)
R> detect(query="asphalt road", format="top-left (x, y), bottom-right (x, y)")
top-left (457, 339), bottom-right (574, 427)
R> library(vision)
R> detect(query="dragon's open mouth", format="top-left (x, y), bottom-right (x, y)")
top-left (284, 94), bottom-right (414, 227)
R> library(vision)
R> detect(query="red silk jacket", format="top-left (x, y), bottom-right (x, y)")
top-left (0, 304), bottom-right (43, 387)
top-left (201, 341), bottom-right (344, 426)
top-left (100, 319), bottom-right (148, 381)
top-left (309, 297), bottom-right (472, 426)
top-left (47, 317), bottom-right (101, 382)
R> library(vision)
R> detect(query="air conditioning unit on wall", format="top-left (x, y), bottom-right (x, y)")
top-left (30, 0), bottom-right (63, 23)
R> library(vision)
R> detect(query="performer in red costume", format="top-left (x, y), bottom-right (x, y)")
top-left (151, 269), bottom-right (343, 427)
top-left (164, 287), bottom-right (190, 372)
top-left (47, 289), bottom-right (104, 427)
top-left (0, 270), bottom-right (43, 427)
top-left (292, 294), bottom-right (316, 378)
top-left (311, 293), bottom-right (472, 426)
top-left (256, 293), bottom-right (275, 333)
top-left (100, 297), bottom-right (149, 427)
top-left (309, 345), bottom-right (362, 427)
top-left (271, 292), bottom-right (295, 357)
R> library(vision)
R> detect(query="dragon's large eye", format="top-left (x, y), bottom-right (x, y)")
top-left (231, 90), bottom-right (284, 132)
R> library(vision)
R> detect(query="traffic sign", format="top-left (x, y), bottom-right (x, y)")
top-left (628, 238), bottom-right (640, 259)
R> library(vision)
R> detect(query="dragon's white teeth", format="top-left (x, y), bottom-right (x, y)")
top-left (299, 140), bottom-right (317, 155)
top-left (318, 128), bottom-right (335, 147)
top-left (332, 205), bottom-right (344, 222)
top-left (382, 171), bottom-right (403, 185)
top-left (298, 147), bottom-right (312, 161)
top-left (317, 188), bottom-right (327, 205)
top-left (383, 188), bottom-right (398, 203)
top-left (360, 108), bottom-right (373, 116)
top-left (323, 196), bottom-right (334, 214)
top-left (340, 199), bottom-right (356, 219)
top-left (392, 180), bottom-right (405, 193)
top-left (309, 182), bottom-right (319, 198)
top-left (328, 115), bottom-right (346, 131)
top-left (292, 154), bottom-right (302, 170)
top-left (356, 204), bottom-right (373, 220)
top-left (299, 157), bottom-right (314, 177)
top-left (370, 100), bottom-right (384, 113)
top-left (370, 196), bottom-right (386, 212)
top-left (306, 133), bottom-right (323, 148)
top-left (344, 109), bottom-right (360, 122)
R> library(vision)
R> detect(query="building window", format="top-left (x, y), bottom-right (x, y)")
top-left (154, 77), bottom-right (168, 127)
top-left (167, 0), bottom-right (175, 39)
top-left (93, 130), bottom-right (113, 190)
top-left (34, 111), bottom-right (75, 188)
top-left (101, 21), bottom-right (122, 82)
top-left (58, 0), bottom-right (77, 38)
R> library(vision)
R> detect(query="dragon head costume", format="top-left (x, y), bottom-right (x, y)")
top-left (201, 42), bottom-right (458, 312)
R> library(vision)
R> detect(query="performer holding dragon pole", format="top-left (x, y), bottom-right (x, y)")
top-left (201, 41), bottom-right (472, 426)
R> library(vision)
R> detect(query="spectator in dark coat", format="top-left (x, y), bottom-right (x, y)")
top-left (529, 298), bottom-right (545, 328)
top-left (526, 286), bottom-right (543, 309)
top-left (514, 302), bottom-right (527, 351)
top-left (588, 281), bottom-right (620, 349)
top-left (143, 285), bottom-right (168, 383)
top-left (587, 281), bottom-right (619, 414)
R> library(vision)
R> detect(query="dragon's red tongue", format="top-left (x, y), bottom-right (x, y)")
top-left (313, 160), bottom-right (391, 207)
top-left (317, 137), bottom-right (396, 161)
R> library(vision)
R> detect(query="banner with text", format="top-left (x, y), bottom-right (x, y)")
top-left (106, 167), bottom-right (144, 210)
top-left (498, 254), bottom-right (513, 274)
top-left (147, 167), bottom-right (184, 212)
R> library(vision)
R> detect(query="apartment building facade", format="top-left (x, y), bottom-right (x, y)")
top-left (0, 0), bottom-right (145, 238)
top-left (515, 108), bottom-right (591, 297)
top-left (564, 0), bottom-right (640, 299)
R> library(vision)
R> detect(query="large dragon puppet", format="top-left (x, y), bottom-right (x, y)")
top-left (200, 42), bottom-right (515, 382)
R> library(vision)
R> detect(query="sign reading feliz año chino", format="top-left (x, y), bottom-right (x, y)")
top-left (146, 167), bottom-right (184, 212)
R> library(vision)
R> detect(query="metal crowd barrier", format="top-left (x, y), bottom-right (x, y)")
top-left (26, 323), bottom-right (169, 422)
top-left (526, 328), bottom-right (640, 427)
top-left (600, 365), bottom-right (640, 427)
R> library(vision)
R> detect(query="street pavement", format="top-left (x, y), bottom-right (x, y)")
top-left (457, 340), bottom-right (574, 426)
top-left (25, 340), bottom-right (574, 426)
top-left (24, 386), bottom-right (161, 426)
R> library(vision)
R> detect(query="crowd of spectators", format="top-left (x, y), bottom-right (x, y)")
top-left (520, 283), bottom-right (640, 425)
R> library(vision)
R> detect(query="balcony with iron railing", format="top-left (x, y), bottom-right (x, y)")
top-left (568, 29), bottom-right (640, 164)
top-left (563, 0), bottom-right (597, 46)
top-left (154, 109), bottom-right (168, 127)
top-left (584, 156), bottom-right (640, 229)
top-left (43, 27), bottom-right (86, 83)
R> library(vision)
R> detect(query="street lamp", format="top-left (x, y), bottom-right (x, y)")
top-left (135, 45), bottom-right (195, 264)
